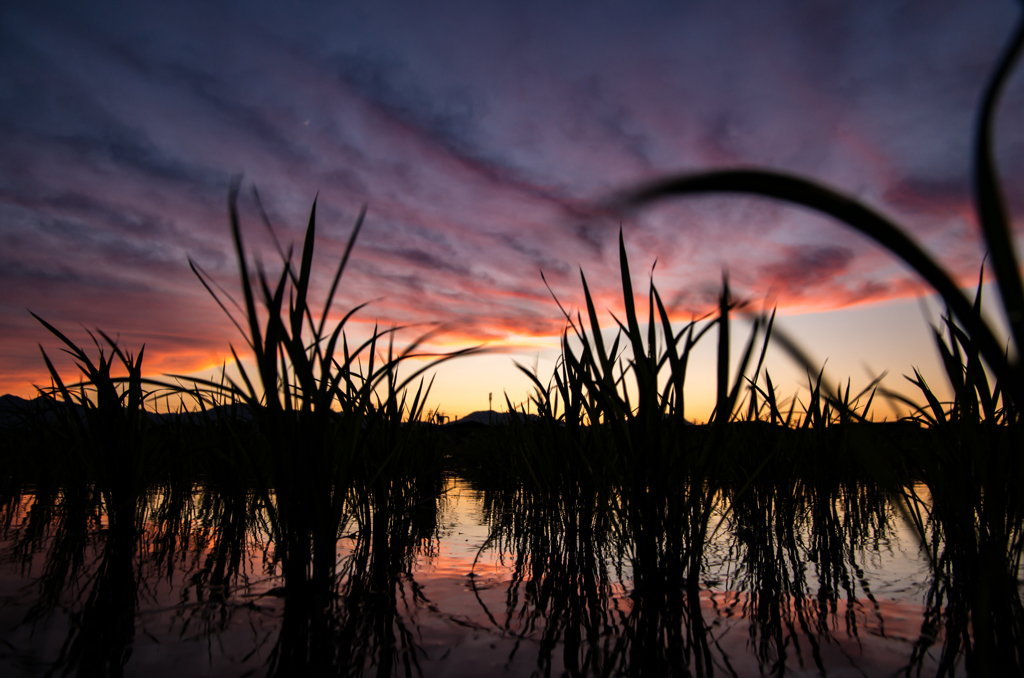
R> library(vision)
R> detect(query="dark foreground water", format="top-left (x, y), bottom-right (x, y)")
top-left (0, 477), bottom-right (1010, 677)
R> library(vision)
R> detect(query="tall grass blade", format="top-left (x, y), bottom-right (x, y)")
top-left (715, 275), bottom-right (730, 423)
top-left (974, 16), bottom-right (1024, 359)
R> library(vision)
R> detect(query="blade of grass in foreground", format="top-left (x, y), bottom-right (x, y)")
top-left (613, 169), bottom-right (1018, 406)
top-left (973, 14), bottom-right (1024, 362)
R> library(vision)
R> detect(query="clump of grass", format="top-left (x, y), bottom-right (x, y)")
top-left (460, 224), bottom-right (908, 673)
top-left (179, 181), bottom-right (473, 673)
top-left (17, 182), bottom-right (473, 675)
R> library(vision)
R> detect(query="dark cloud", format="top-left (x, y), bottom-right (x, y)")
top-left (758, 245), bottom-right (855, 295)
top-left (882, 177), bottom-right (972, 218)
top-left (0, 36), bottom-right (192, 180)
top-left (845, 279), bottom-right (895, 304)
top-left (490, 232), bottom-right (572, 277)
top-left (334, 50), bottom-right (484, 159)
top-left (381, 245), bottom-right (472, 277)
top-left (572, 224), bottom-right (606, 256)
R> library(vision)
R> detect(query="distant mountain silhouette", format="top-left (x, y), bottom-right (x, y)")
top-left (0, 393), bottom-right (253, 429)
top-left (0, 394), bottom-right (38, 428)
top-left (3, 395), bottom-right (545, 430)
top-left (448, 410), bottom-right (538, 425)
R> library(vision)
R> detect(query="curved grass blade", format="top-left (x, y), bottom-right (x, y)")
top-left (973, 15), bottom-right (1024, 358)
top-left (615, 169), bottom-right (1020, 406)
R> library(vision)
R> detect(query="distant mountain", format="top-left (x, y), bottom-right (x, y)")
top-left (0, 393), bottom-right (253, 429)
top-left (448, 410), bottom-right (538, 426)
top-left (0, 394), bottom-right (38, 428)
top-left (0, 393), bottom-right (70, 429)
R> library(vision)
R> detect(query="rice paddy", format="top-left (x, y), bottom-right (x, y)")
top-left (2, 10), bottom-right (1024, 678)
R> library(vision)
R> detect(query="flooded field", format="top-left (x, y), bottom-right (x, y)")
top-left (0, 475), bottom-right (987, 677)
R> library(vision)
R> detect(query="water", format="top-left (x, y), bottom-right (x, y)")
top-left (0, 476), bottom-right (972, 677)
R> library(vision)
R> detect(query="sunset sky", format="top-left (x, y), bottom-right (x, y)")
top-left (2, 1), bottom-right (1022, 421)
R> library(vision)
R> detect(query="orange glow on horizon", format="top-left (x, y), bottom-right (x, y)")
top-left (5, 283), bottom-right (992, 424)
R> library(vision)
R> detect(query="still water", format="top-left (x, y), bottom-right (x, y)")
top-left (0, 478), bottom-right (970, 676)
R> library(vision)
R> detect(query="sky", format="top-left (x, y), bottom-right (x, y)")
top-left (1, 0), bottom-right (1022, 421)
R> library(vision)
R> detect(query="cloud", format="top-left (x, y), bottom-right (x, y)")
top-left (331, 50), bottom-right (487, 164)
top-left (758, 245), bottom-right (856, 297)
top-left (882, 178), bottom-right (974, 222)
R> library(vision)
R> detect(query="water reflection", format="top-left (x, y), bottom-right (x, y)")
top-left (1, 469), bottom-right (1022, 676)
top-left (467, 479), bottom-right (904, 677)
top-left (0, 466), bottom-right (448, 676)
